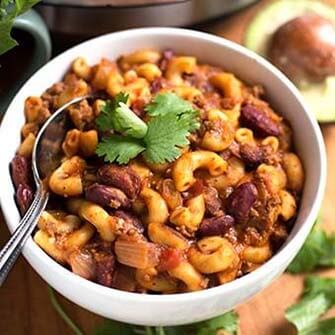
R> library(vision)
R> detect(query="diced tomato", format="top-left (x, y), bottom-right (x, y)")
top-left (158, 248), bottom-right (183, 271)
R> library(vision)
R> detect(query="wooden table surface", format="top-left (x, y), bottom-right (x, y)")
top-left (1, 1), bottom-right (335, 334)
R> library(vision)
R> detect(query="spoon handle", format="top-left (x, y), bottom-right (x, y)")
top-left (0, 185), bottom-right (48, 286)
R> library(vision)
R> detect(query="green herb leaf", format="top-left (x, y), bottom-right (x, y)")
top-left (0, 19), bottom-right (17, 54)
top-left (96, 136), bottom-right (145, 164)
top-left (113, 102), bottom-right (148, 138)
top-left (96, 92), bottom-right (200, 164)
top-left (287, 217), bottom-right (335, 274)
top-left (286, 293), bottom-right (332, 333)
top-left (146, 92), bottom-right (195, 117)
top-left (192, 311), bottom-right (239, 335)
top-left (304, 276), bottom-right (335, 304)
top-left (287, 227), bottom-right (327, 273)
top-left (285, 275), bottom-right (335, 335)
top-left (0, 0), bottom-right (40, 55)
top-left (143, 112), bottom-right (190, 164)
top-left (302, 318), bottom-right (335, 335)
top-left (95, 100), bottom-right (115, 132)
top-left (96, 93), bottom-right (147, 138)
top-left (145, 92), bottom-right (200, 132)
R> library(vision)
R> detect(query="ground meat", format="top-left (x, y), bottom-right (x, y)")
top-left (270, 223), bottom-right (289, 252)
top-left (114, 210), bottom-right (145, 235)
top-left (41, 82), bottom-right (65, 110)
top-left (239, 144), bottom-right (264, 168)
top-left (182, 73), bottom-right (215, 93)
top-left (68, 99), bottom-right (95, 130)
top-left (194, 92), bottom-right (221, 110)
top-left (203, 186), bottom-right (223, 216)
top-left (240, 226), bottom-right (267, 247)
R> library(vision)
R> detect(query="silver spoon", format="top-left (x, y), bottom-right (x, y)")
top-left (0, 95), bottom-right (90, 286)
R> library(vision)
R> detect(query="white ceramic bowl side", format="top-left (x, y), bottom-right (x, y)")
top-left (0, 28), bottom-right (326, 326)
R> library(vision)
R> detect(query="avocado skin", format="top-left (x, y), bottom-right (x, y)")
top-left (244, 0), bottom-right (335, 122)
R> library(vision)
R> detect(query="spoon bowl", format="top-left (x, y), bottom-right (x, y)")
top-left (0, 95), bottom-right (90, 286)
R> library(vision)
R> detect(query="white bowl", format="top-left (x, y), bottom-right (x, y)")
top-left (0, 28), bottom-right (326, 326)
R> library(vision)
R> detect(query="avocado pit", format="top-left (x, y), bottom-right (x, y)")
top-left (268, 14), bottom-right (335, 84)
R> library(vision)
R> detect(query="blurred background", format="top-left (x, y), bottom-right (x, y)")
top-left (1, 0), bottom-right (335, 334)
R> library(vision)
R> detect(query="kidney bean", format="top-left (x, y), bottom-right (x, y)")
top-left (240, 104), bottom-right (280, 137)
top-left (198, 215), bottom-right (235, 237)
top-left (150, 77), bottom-right (163, 94)
top-left (11, 155), bottom-right (31, 189)
top-left (97, 164), bottom-right (141, 199)
top-left (159, 49), bottom-right (174, 72)
top-left (16, 184), bottom-right (34, 215)
top-left (226, 182), bottom-right (258, 223)
top-left (85, 183), bottom-right (130, 209)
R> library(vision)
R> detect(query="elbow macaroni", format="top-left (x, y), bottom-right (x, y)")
top-left (140, 187), bottom-right (169, 224)
top-left (49, 156), bottom-right (86, 197)
top-left (14, 48), bottom-right (305, 294)
top-left (172, 150), bottom-right (228, 192)
top-left (170, 194), bottom-right (205, 232)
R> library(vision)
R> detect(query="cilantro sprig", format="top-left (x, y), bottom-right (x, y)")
top-left (285, 276), bottom-right (335, 335)
top-left (96, 136), bottom-right (145, 165)
top-left (0, 0), bottom-right (40, 55)
top-left (96, 93), bottom-right (148, 138)
top-left (96, 92), bottom-right (199, 165)
top-left (287, 216), bottom-right (335, 274)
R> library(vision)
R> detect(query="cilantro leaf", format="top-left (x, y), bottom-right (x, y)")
top-left (145, 92), bottom-right (200, 132)
top-left (192, 311), bottom-right (239, 335)
top-left (286, 293), bottom-right (332, 333)
top-left (0, 19), bottom-right (16, 54)
top-left (287, 216), bottom-right (335, 273)
top-left (287, 228), bottom-right (327, 273)
top-left (146, 92), bottom-right (195, 117)
top-left (96, 93), bottom-right (147, 138)
top-left (304, 276), bottom-right (335, 304)
top-left (95, 100), bottom-right (114, 131)
top-left (0, 0), bottom-right (40, 55)
top-left (96, 92), bottom-right (200, 164)
top-left (286, 275), bottom-right (335, 335)
top-left (302, 318), bottom-right (335, 335)
top-left (143, 112), bottom-right (190, 164)
top-left (113, 102), bottom-right (148, 138)
top-left (96, 136), bottom-right (145, 164)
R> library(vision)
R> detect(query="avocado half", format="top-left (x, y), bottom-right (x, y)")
top-left (244, 0), bottom-right (335, 122)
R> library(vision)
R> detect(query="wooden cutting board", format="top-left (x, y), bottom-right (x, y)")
top-left (1, 1), bottom-right (335, 334)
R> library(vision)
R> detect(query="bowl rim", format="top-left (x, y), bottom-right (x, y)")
top-left (0, 27), bottom-right (327, 304)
